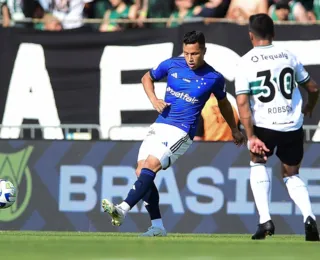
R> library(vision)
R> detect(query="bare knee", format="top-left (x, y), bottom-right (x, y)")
top-left (135, 168), bottom-right (141, 177)
top-left (281, 163), bottom-right (300, 178)
top-left (250, 153), bottom-right (267, 164)
top-left (142, 155), bottom-right (162, 173)
top-left (136, 160), bottom-right (145, 177)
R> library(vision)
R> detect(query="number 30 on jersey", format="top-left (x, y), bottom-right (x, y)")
top-left (249, 67), bottom-right (295, 103)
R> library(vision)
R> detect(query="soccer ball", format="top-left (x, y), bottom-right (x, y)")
top-left (0, 179), bottom-right (16, 209)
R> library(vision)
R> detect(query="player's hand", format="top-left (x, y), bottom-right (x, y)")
top-left (248, 136), bottom-right (269, 161)
top-left (302, 103), bottom-right (314, 118)
top-left (232, 129), bottom-right (246, 146)
top-left (152, 99), bottom-right (170, 113)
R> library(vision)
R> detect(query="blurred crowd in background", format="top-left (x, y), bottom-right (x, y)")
top-left (0, 0), bottom-right (319, 31)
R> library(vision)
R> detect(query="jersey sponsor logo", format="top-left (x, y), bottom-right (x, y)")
top-left (251, 56), bottom-right (259, 62)
top-left (260, 52), bottom-right (289, 61)
top-left (166, 86), bottom-right (199, 104)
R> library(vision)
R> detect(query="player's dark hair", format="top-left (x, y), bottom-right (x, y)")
top-left (183, 31), bottom-right (206, 49)
top-left (249, 14), bottom-right (275, 41)
top-left (275, 0), bottom-right (290, 10)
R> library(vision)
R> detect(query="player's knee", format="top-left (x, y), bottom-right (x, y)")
top-left (281, 164), bottom-right (300, 177)
top-left (135, 168), bottom-right (141, 177)
top-left (143, 155), bottom-right (162, 173)
top-left (282, 170), bottom-right (296, 178)
top-left (250, 153), bottom-right (266, 164)
top-left (136, 160), bottom-right (145, 177)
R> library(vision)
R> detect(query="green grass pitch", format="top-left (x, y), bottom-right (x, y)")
top-left (0, 232), bottom-right (318, 260)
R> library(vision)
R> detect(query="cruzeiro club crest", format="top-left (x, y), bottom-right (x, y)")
top-left (0, 146), bottom-right (33, 221)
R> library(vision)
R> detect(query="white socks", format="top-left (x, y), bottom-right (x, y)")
top-left (250, 162), bottom-right (271, 224)
top-left (151, 218), bottom-right (165, 230)
top-left (250, 162), bottom-right (316, 224)
top-left (118, 201), bottom-right (130, 215)
top-left (284, 175), bottom-right (316, 222)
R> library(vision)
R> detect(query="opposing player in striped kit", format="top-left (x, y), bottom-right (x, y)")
top-left (236, 14), bottom-right (320, 241)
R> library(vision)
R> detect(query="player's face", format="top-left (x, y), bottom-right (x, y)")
top-left (183, 43), bottom-right (206, 70)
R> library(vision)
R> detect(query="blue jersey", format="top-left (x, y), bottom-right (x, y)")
top-left (150, 57), bottom-right (226, 139)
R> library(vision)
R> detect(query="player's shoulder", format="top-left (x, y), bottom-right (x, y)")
top-left (202, 63), bottom-right (224, 81)
top-left (168, 56), bottom-right (189, 68)
top-left (153, 56), bottom-right (186, 71)
top-left (278, 47), bottom-right (298, 62)
top-left (239, 48), bottom-right (259, 65)
top-left (240, 45), bottom-right (297, 64)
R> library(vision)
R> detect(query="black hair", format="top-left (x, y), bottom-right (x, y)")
top-left (183, 31), bottom-right (206, 48)
top-left (275, 0), bottom-right (290, 10)
top-left (249, 14), bottom-right (275, 41)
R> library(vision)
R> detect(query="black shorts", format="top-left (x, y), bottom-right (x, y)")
top-left (253, 126), bottom-right (304, 166)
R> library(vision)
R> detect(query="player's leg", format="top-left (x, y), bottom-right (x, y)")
top-left (102, 123), bottom-right (192, 230)
top-left (138, 126), bottom-right (192, 236)
top-left (250, 126), bottom-right (275, 240)
top-left (277, 128), bottom-right (319, 241)
top-left (102, 154), bottom-right (162, 226)
top-left (136, 160), bottom-right (166, 236)
top-left (101, 124), bottom-right (158, 226)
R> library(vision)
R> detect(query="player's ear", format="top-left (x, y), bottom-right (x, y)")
top-left (204, 47), bottom-right (207, 55)
top-left (249, 32), bottom-right (254, 42)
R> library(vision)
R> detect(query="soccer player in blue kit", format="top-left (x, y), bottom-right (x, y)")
top-left (102, 30), bottom-right (246, 236)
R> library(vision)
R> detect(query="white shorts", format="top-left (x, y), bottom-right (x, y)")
top-left (137, 123), bottom-right (192, 170)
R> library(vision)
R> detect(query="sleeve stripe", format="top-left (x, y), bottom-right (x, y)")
top-left (236, 90), bottom-right (250, 95)
top-left (149, 69), bottom-right (157, 81)
top-left (297, 74), bottom-right (310, 85)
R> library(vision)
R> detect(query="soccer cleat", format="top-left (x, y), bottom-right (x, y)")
top-left (305, 216), bottom-right (320, 242)
top-left (102, 199), bottom-right (125, 226)
top-left (140, 226), bottom-right (167, 237)
top-left (251, 220), bottom-right (275, 240)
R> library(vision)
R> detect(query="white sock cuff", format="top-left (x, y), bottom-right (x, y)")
top-left (283, 174), bottom-right (300, 184)
top-left (119, 201), bottom-right (130, 213)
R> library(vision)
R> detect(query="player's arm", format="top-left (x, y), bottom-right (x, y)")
top-left (141, 59), bottom-right (171, 113)
top-left (141, 71), bottom-right (168, 113)
top-left (218, 97), bottom-right (238, 133)
top-left (213, 77), bottom-right (238, 132)
top-left (235, 67), bottom-right (269, 156)
top-left (236, 94), bottom-right (254, 138)
top-left (234, 63), bottom-right (254, 138)
top-left (300, 79), bottom-right (319, 117)
top-left (295, 57), bottom-right (320, 117)
top-left (213, 77), bottom-right (245, 145)
top-left (218, 97), bottom-right (245, 146)
top-left (236, 93), bottom-right (268, 156)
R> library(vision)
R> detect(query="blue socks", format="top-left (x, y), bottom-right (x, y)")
top-left (124, 168), bottom-right (156, 209)
top-left (143, 182), bottom-right (161, 220)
